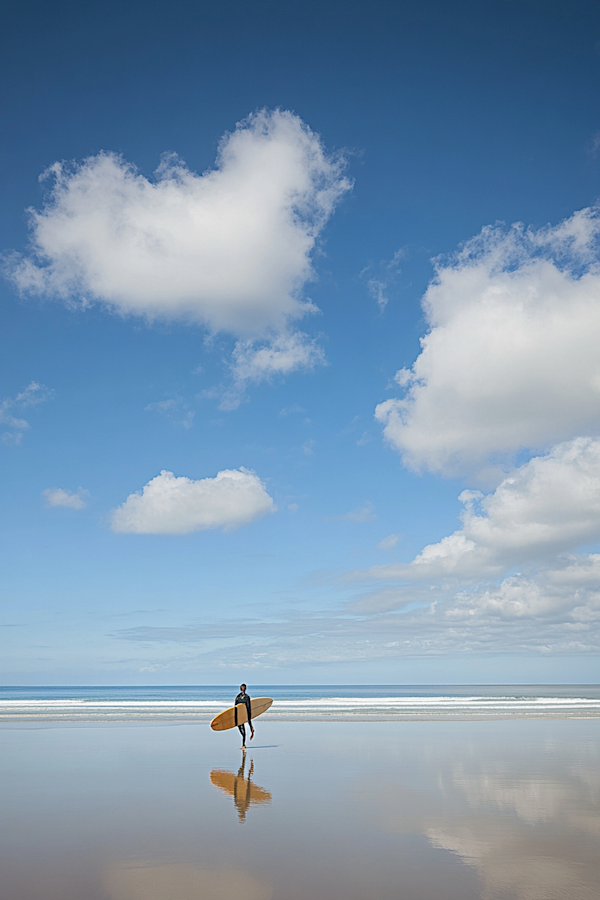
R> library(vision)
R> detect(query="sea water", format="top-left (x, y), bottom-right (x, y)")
top-left (1, 683), bottom-right (599, 720)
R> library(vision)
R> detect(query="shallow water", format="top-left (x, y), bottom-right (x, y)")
top-left (2, 684), bottom-right (599, 720)
top-left (1, 719), bottom-right (599, 900)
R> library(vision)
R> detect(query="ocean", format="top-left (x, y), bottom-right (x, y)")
top-left (1, 683), bottom-right (599, 721)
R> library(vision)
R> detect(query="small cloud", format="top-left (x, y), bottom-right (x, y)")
top-left (0, 381), bottom-right (53, 445)
top-left (198, 386), bottom-right (220, 402)
top-left (301, 439), bottom-right (316, 456)
top-left (288, 503), bottom-right (299, 513)
top-left (110, 467), bottom-right (275, 535)
top-left (377, 533), bottom-right (401, 550)
top-left (147, 398), bottom-right (179, 414)
top-left (220, 331), bottom-right (326, 410)
top-left (145, 396), bottom-right (195, 429)
top-left (332, 501), bottom-right (376, 522)
top-left (361, 247), bottom-right (407, 313)
top-left (279, 404), bottom-right (306, 417)
top-left (341, 415), bottom-right (360, 436)
top-left (367, 278), bottom-right (389, 312)
top-left (10, 381), bottom-right (52, 409)
top-left (43, 487), bottom-right (88, 510)
top-left (2, 431), bottom-right (24, 446)
top-left (587, 131), bottom-right (600, 158)
top-left (356, 431), bottom-right (372, 446)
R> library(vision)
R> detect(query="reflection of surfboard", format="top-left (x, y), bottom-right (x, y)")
top-left (210, 697), bottom-right (273, 731)
top-left (210, 759), bottom-right (272, 822)
top-left (210, 770), bottom-right (272, 804)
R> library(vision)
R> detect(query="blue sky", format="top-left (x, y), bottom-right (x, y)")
top-left (2, 0), bottom-right (600, 684)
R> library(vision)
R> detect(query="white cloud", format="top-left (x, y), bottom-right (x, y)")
top-left (377, 533), bottom-right (400, 550)
top-left (219, 331), bottom-right (326, 409)
top-left (445, 555), bottom-right (600, 622)
top-left (334, 437), bottom-right (600, 652)
top-left (232, 331), bottom-right (324, 381)
top-left (0, 381), bottom-right (53, 444)
top-left (367, 278), bottom-right (389, 312)
top-left (6, 110), bottom-right (350, 347)
top-left (116, 552), bottom-right (600, 660)
top-left (110, 467), bottom-right (275, 534)
top-left (367, 438), bottom-right (600, 581)
top-left (145, 396), bottom-right (194, 428)
top-left (333, 501), bottom-right (376, 522)
top-left (376, 207), bottom-right (600, 476)
top-left (43, 487), bottom-right (88, 509)
top-left (362, 247), bottom-right (405, 313)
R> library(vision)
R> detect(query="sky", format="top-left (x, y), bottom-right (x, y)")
top-left (2, 0), bottom-right (600, 685)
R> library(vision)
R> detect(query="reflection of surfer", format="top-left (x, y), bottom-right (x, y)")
top-left (235, 683), bottom-right (254, 748)
top-left (234, 755), bottom-right (253, 822)
top-left (210, 756), bottom-right (272, 823)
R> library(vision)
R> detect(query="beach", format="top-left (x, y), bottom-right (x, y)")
top-left (1, 695), bottom-right (599, 900)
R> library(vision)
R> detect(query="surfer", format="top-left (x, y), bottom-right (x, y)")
top-left (235, 684), bottom-right (254, 748)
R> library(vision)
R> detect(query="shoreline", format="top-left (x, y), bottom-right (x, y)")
top-left (2, 711), bottom-right (599, 724)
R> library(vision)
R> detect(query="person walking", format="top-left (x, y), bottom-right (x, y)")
top-left (234, 683), bottom-right (254, 748)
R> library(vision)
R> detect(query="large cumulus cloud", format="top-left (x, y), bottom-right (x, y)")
top-left (376, 207), bottom-right (600, 476)
top-left (5, 109), bottom-right (350, 387)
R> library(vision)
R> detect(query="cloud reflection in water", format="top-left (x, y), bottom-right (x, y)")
top-left (370, 733), bottom-right (600, 900)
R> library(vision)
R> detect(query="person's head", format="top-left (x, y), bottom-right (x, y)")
top-left (240, 683), bottom-right (246, 692)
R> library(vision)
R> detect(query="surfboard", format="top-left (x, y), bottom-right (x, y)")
top-left (210, 697), bottom-right (273, 731)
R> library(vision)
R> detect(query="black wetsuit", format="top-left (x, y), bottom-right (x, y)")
top-left (234, 690), bottom-right (252, 744)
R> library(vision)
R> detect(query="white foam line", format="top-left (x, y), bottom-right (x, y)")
top-left (0, 700), bottom-right (223, 707)
top-left (1, 695), bottom-right (599, 719)
top-left (1, 697), bottom-right (598, 708)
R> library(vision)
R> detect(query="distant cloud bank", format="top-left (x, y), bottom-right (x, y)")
top-left (111, 467), bottom-right (275, 534)
top-left (346, 438), bottom-right (600, 649)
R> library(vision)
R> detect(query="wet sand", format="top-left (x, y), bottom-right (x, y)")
top-left (1, 719), bottom-right (599, 900)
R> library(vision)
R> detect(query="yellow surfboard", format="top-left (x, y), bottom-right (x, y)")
top-left (210, 697), bottom-right (273, 731)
